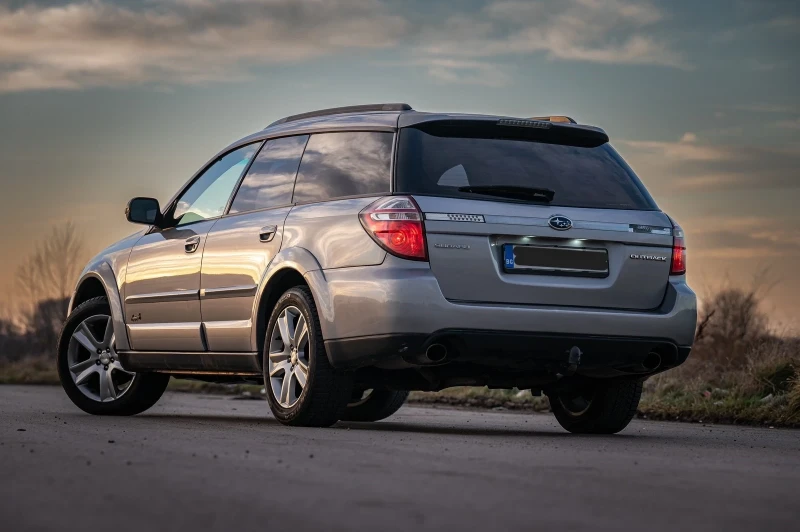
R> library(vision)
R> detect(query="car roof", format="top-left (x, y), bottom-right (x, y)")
top-left (224, 103), bottom-right (606, 152)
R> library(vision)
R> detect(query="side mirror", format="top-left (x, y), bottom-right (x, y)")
top-left (125, 197), bottom-right (163, 227)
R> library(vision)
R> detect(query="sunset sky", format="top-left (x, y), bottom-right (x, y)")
top-left (0, 0), bottom-right (798, 329)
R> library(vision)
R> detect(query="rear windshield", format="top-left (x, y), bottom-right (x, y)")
top-left (395, 127), bottom-right (656, 210)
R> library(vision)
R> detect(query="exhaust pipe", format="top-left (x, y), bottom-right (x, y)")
top-left (425, 343), bottom-right (448, 363)
top-left (641, 352), bottom-right (662, 371)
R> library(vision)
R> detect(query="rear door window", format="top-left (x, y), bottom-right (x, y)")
top-left (292, 132), bottom-right (393, 204)
top-left (395, 127), bottom-right (656, 210)
top-left (229, 135), bottom-right (309, 214)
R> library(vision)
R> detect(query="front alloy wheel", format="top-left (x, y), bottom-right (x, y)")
top-left (67, 314), bottom-right (135, 402)
top-left (58, 296), bottom-right (170, 416)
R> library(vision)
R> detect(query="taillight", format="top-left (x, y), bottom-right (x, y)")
top-left (670, 222), bottom-right (686, 275)
top-left (359, 196), bottom-right (427, 261)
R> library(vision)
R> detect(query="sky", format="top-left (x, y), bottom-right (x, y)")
top-left (0, 0), bottom-right (798, 329)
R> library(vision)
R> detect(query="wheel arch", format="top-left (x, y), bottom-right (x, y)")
top-left (68, 261), bottom-right (131, 351)
top-left (250, 247), bottom-right (328, 357)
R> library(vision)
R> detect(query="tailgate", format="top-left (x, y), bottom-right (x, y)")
top-left (418, 196), bottom-right (673, 310)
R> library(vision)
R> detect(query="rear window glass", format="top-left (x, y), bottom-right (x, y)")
top-left (293, 132), bottom-right (392, 204)
top-left (395, 128), bottom-right (656, 210)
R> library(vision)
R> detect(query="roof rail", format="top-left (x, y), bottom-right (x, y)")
top-left (529, 115), bottom-right (577, 124)
top-left (267, 103), bottom-right (413, 128)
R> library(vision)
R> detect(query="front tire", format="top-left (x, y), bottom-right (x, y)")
top-left (57, 297), bottom-right (170, 416)
top-left (263, 286), bottom-right (353, 427)
top-left (340, 389), bottom-right (409, 422)
top-left (547, 379), bottom-right (643, 434)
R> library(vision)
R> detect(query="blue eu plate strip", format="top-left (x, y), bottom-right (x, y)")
top-left (503, 245), bottom-right (515, 269)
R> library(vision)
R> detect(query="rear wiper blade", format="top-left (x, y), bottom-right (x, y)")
top-left (457, 185), bottom-right (555, 202)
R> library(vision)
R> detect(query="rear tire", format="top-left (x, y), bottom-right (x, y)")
top-left (263, 286), bottom-right (353, 427)
top-left (340, 389), bottom-right (409, 422)
top-left (547, 379), bottom-right (643, 434)
top-left (57, 296), bottom-right (170, 416)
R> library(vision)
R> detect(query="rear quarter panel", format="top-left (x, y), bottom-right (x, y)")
top-left (281, 198), bottom-right (386, 269)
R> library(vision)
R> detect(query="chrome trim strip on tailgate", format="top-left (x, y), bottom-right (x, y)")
top-left (480, 215), bottom-right (672, 235)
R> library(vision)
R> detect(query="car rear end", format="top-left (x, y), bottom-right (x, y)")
top-left (324, 114), bottom-right (696, 381)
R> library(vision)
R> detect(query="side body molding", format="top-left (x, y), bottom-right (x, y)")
top-left (69, 261), bottom-right (131, 351)
top-left (248, 246), bottom-right (326, 350)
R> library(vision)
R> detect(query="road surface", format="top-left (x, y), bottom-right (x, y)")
top-left (1, 385), bottom-right (798, 531)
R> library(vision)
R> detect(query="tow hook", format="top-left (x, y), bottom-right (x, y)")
top-left (557, 346), bottom-right (583, 378)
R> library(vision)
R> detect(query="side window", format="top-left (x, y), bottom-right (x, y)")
top-left (172, 143), bottom-right (260, 226)
top-left (229, 135), bottom-right (309, 214)
top-left (292, 132), bottom-right (393, 204)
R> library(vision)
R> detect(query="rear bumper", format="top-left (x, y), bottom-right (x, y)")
top-left (325, 330), bottom-right (691, 375)
top-left (308, 258), bottom-right (697, 370)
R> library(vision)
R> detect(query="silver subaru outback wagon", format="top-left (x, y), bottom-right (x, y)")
top-left (57, 103), bottom-right (697, 434)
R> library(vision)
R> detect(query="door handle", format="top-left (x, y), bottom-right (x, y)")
top-left (259, 225), bottom-right (278, 243)
top-left (184, 236), bottom-right (201, 253)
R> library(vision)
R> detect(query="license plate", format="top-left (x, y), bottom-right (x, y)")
top-left (503, 244), bottom-right (609, 278)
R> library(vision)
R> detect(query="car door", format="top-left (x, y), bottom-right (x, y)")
top-left (199, 135), bottom-right (308, 351)
top-left (124, 142), bottom-right (261, 351)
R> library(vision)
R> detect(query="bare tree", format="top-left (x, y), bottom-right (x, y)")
top-left (36, 221), bottom-right (86, 301)
top-left (13, 221), bottom-right (86, 350)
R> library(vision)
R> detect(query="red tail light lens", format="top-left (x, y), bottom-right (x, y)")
top-left (670, 223), bottom-right (686, 275)
top-left (359, 196), bottom-right (427, 261)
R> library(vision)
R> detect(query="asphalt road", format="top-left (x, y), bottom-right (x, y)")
top-left (1, 385), bottom-right (798, 532)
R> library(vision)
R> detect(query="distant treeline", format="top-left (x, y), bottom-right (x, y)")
top-left (0, 297), bottom-right (69, 362)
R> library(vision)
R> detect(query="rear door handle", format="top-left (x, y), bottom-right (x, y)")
top-left (184, 236), bottom-right (201, 253)
top-left (259, 225), bottom-right (278, 242)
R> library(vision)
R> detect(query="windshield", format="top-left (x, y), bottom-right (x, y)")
top-left (395, 127), bottom-right (657, 210)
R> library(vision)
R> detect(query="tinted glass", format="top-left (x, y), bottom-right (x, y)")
top-left (395, 128), bottom-right (656, 210)
top-left (229, 135), bottom-right (308, 214)
top-left (293, 132), bottom-right (392, 204)
top-left (173, 143), bottom-right (260, 226)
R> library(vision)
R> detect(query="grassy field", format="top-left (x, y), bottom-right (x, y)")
top-left (3, 351), bottom-right (797, 428)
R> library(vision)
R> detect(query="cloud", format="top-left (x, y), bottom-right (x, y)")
top-left (415, 0), bottom-right (689, 70)
top-left (0, 0), bottom-right (688, 93)
top-left (679, 216), bottom-right (800, 260)
top-left (0, 0), bottom-right (408, 92)
top-left (734, 103), bottom-right (796, 114)
top-left (619, 134), bottom-right (800, 192)
top-left (396, 58), bottom-right (513, 87)
top-left (774, 118), bottom-right (800, 130)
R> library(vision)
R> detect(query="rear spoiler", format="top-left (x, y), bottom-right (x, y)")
top-left (405, 118), bottom-right (609, 148)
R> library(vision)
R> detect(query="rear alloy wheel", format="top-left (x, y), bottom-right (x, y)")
top-left (340, 389), bottom-right (409, 422)
top-left (547, 379), bottom-right (643, 434)
top-left (264, 286), bottom-right (353, 427)
top-left (57, 297), bottom-right (170, 416)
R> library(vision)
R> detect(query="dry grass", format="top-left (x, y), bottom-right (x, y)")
top-left (639, 341), bottom-right (799, 427)
top-left (0, 355), bottom-right (58, 385)
top-left (409, 387), bottom-right (551, 411)
top-left (639, 284), bottom-right (800, 427)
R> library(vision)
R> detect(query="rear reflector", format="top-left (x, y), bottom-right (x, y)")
top-left (359, 196), bottom-right (427, 261)
top-left (670, 223), bottom-right (687, 275)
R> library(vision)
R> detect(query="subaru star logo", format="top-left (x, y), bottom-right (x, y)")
top-left (548, 215), bottom-right (573, 231)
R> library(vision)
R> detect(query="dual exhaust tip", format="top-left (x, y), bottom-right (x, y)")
top-left (424, 343), bottom-right (448, 363)
top-left (641, 351), bottom-right (662, 372)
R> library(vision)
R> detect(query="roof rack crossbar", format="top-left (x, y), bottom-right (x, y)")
top-left (267, 103), bottom-right (413, 128)
top-left (529, 115), bottom-right (577, 124)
